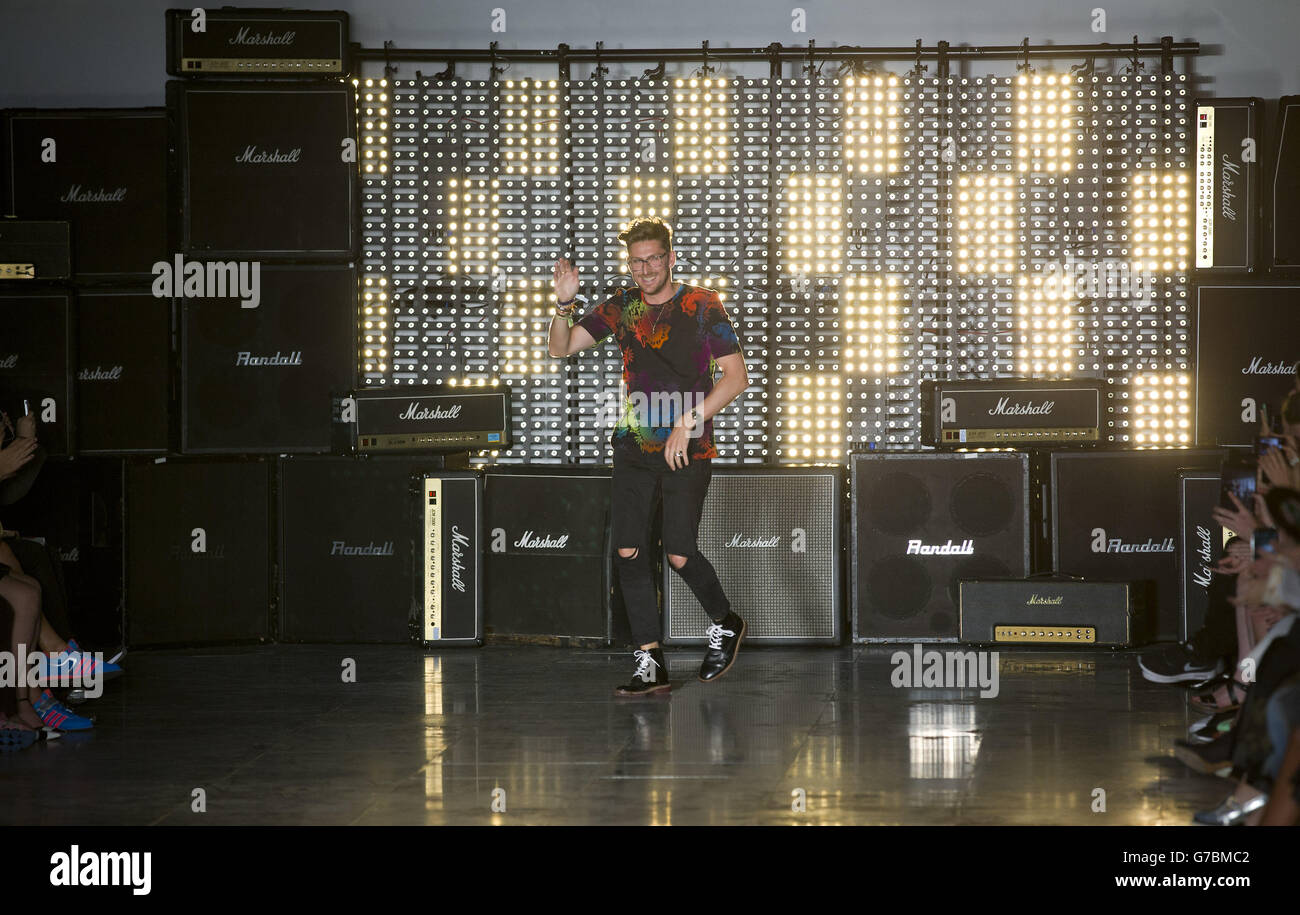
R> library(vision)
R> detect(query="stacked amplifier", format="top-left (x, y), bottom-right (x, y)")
top-left (2, 108), bottom-right (170, 455)
top-left (166, 7), bottom-right (357, 455)
top-left (2, 97), bottom-right (173, 652)
top-left (1192, 95), bottom-right (1300, 275)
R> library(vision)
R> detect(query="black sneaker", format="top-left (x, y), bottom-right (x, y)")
top-left (699, 612), bottom-right (746, 683)
top-left (1138, 641), bottom-right (1224, 684)
top-left (615, 647), bottom-right (671, 697)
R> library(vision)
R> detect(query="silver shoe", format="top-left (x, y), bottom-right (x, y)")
top-left (1193, 792), bottom-right (1268, 825)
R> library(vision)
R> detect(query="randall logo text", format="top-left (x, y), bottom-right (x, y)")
top-left (1090, 528), bottom-right (1175, 554)
top-left (906, 539), bottom-right (974, 556)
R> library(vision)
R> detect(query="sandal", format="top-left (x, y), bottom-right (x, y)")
top-left (1190, 677), bottom-right (1248, 714)
top-left (0, 727), bottom-right (38, 751)
top-left (0, 715), bottom-right (39, 752)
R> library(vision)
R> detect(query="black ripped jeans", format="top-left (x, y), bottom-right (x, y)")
top-left (611, 453), bottom-right (730, 647)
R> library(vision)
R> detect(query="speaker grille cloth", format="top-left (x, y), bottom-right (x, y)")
top-left (667, 473), bottom-right (835, 641)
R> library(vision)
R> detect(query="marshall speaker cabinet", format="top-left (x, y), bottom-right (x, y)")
top-left (483, 466), bottom-right (613, 645)
top-left (413, 471), bottom-right (483, 647)
top-left (664, 465), bottom-right (843, 647)
top-left (1049, 449), bottom-right (1224, 643)
top-left (2, 109), bottom-right (168, 282)
top-left (852, 451), bottom-right (1030, 643)
top-left (76, 289), bottom-right (171, 454)
top-left (1195, 284), bottom-right (1300, 446)
top-left (0, 286), bottom-right (75, 456)
top-left (169, 80), bottom-right (358, 259)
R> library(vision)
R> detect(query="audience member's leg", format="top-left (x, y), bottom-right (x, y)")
top-left (1259, 730), bottom-right (1300, 825)
top-left (0, 542), bottom-right (70, 654)
top-left (0, 595), bottom-right (15, 722)
top-left (0, 574), bottom-right (43, 728)
top-left (5, 538), bottom-right (73, 645)
top-left (1196, 573), bottom-right (1239, 661)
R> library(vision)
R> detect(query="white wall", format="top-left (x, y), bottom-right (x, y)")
top-left (0, 0), bottom-right (1297, 108)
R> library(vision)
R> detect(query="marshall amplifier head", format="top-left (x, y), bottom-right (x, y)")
top-left (1195, 98), bottom-right (1262, 273)
top-left (355, 385), bottom-right (512, 455)
top-left (959, 579), bottom-right (1148, 647)
top-left (166, 8), bottom-right (350, 78)
top-left (921, 378), bottom-right (1102, 448)
top-left (0, 220), bottom-right (70, 282)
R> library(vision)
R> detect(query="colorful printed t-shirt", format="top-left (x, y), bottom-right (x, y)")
top-left (576, 283), bottom-right (742, 461)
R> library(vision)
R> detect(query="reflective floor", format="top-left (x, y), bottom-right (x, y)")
top-left (0, 644), bottom-right (1231, 825)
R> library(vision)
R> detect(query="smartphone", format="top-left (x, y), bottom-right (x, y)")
top-left (1253, 527), bottom-right (1279, 559)
top-left (1257, 434), bottom-right (1283, 457)
top-left (1221, 462), bottom-right (1258, 507)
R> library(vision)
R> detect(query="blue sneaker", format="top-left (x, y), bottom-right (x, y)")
top-left (40, 641), bottom-right (122, 686)
top-left (32, 691), bottom-right (95, 731)
top-left (68, 640), bottom-right (124, 676)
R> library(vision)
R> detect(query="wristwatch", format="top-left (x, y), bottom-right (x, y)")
top-left (687, 407), bottom-right (701, 429)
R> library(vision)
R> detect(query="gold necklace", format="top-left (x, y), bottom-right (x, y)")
top-left (646, 286), bottom-right (676, 336)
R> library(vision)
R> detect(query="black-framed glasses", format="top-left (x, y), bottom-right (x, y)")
top-left (628, 252), bottom-right (669, 271)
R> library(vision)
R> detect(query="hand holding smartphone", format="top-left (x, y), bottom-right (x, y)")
top-left (1253, 527), bottom-right (1279, 559)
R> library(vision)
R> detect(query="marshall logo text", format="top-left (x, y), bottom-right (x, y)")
top-left (1192, 524), bottom-right (1215, 589)
top-left (235, 146), bottom-right (302, 164)
top-left (450, 525), bottom-right (469, 593)
top-left (59, 185), bottom-right (127, 204)
top-left (725, 534), bottom-right (781, 548)
top-left (1026, 594), bottom-right (1064, 606)
top-left (229, 27), bottom-right (297, 46)
top-left (78, 366), bottom-right (123, 381)
top-left (1242, 357), bottom-right (1293, 375)
top-left (514, 531), bottom-right (570, 549)
top-left (988, 398), bottom-right (1054, 417)
top-left (400, 402), bottom-right (463, 421)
